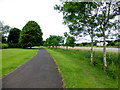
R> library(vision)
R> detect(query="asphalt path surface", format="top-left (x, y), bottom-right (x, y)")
top-left (2, 48), bottom-right (63, 88)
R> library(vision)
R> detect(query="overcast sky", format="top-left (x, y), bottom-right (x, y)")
top-left (1, 0), bottom-right (117, 43)
top-left (0, 0), bottom-right (70, 40)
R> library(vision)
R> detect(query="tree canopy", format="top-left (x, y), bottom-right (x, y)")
top-left (19, 21), bottom-right (43, 48)
top-left (45, 35), bottom-right (64, 48)
top-left (66, 36), bottom-right (75, 47)
top-left (54, 1), bottom-right (120, 67)
top-left (8, 28), bottom-right (21, 43)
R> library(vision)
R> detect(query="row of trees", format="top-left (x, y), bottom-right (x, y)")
top-left (0, 21), bottom-right (43, 48)
top-left (54, 1), bottom-right (120, 68)
top-left (44, 33), bottom-right (75, 49)
top-left (44, 35), bottom-right (64, 48)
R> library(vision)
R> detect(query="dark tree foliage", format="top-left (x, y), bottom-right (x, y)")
top-left (19, 21), bottom-right (43, 48)
top-left (7, 28), bottom-right (21, 48)
top-left (2, 35), bottom-right (6, 43)
top-left (8, 28), bottom-right (21, 43)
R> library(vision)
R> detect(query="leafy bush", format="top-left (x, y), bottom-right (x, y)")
top-left (2, 44), bottom-right (8, 49)
top-left (8, 43), bottom-right (21, 48)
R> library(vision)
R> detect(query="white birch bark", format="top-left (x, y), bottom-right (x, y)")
top-left (90, 33), bottom-right (93, 64)
top-left (103, 30), bottom-right (107, 67)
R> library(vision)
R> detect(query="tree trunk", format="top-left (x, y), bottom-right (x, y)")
top-left (103, 30), bottom-right (107, 68)
top-left (66, 46), bottom-right (68, 50)
top-left (102, 1), bottom-right (111, 69)
top-left (52, 45), bottom-right (54, 48)
top-left (90, 35), bottom-right (93, 64)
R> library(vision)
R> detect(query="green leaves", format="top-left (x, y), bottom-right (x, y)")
top-left (45, 35), bottom-right (64, 47)
top-left (66, 36), bottom-right (75, 47)
top-left (55, 2), bottom-right (100, 38)
top-left (8, 28), bottom-right (21, 43)
top-left (19, 21), bottom-right (43, 48)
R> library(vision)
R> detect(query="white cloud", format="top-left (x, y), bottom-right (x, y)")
top-left (0, 0), bottom-right (69, 40)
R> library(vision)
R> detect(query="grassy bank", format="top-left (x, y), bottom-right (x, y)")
top-left (46, 48), bottom-right (118, 88)
top-left (1, 47), bottom-right (39, 77)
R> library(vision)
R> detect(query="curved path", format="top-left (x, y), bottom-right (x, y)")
top-left (2, 48), bottom-right (63, 88)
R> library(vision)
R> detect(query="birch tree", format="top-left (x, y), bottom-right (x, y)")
top-left (64, 32), bottom-right (69, 49)
top-left (96, 1), bottom-right (119, 68)
top-left (54, 2), bottom-right (99, 64)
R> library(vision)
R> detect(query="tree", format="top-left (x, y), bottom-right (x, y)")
top-left (0, 21), bottom-right (11, 43)
top-left (64, 32), bottom-right (69, 49)
top-left (55, 2), bottom-right (99, 63)
top-left (57, 35), bottom-right (64, 46)
top-left (2, 35), bottom-right (7, 43)
top-left (55, 1), bottom-right (119, 68)
top-left (8, 28), bottom-right (21, 43)
top-left (19, 21), bottom-right (43, 48)
top-left (49, 35), bottom-right (58, 48)
top-left (45, 35), bottom-right (64, 48)
top-left (96, 1), bottom-right (119, 68)
top-left (0, 32), bottom-right (6, 43)
top-left (7, 28), bottom-right (21, 47)
top-left (44, 38), bottom-right (51, 47)
top-left (66, 36), bottom-right (75, 48)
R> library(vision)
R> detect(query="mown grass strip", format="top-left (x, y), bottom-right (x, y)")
top-left (46, 48), bottom-right (118, 88)
top-left (2, 47), bottom-right (39, 77)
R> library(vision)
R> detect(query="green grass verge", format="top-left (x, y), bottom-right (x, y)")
top-left (1, 47), bottom-right (39, 77)
top-left (46, 48), bottom-right (118, 88)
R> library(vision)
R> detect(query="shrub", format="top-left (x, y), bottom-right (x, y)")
top-left (8, 43), bottom-right (21, 48)
top-left (2, 44), bottom-right (8, 49)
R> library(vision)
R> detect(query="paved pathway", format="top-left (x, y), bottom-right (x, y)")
top-left (2, 48), bottom-right (63, 88)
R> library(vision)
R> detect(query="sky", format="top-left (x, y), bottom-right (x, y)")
top-left (0, 0), bottom-right (118, 43)
top-left (0, 0), bottom-right (70, 41)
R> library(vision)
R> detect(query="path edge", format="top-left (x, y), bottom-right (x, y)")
top-left (2, 50), bottom-right (39, 79)
top-left (46, 49), bottom-right (66, 88)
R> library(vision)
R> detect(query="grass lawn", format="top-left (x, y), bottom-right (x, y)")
top-left (1, 47), bottom-right (39, 77)
top-left (46, 48), bottom-right (118, 88)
